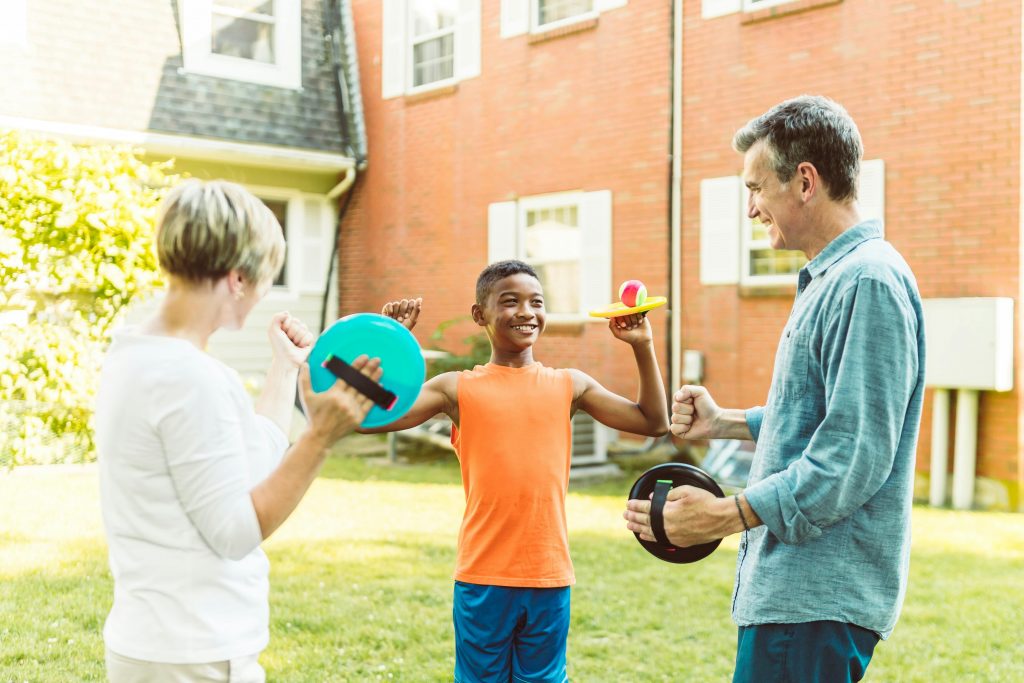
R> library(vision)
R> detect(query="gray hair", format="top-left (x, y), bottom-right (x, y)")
top-left (155, 179), bottom-right (285, 286)
top-left (733, 95), bottom-right (863, 202)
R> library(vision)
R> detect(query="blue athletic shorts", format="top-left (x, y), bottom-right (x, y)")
top-left (733, 620), bottom-right (880, 683)
top-left (452, 581), bottom-right (571, 683)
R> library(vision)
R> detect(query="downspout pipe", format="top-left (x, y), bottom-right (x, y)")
top-left (669, 0), bottom-right (684, 396)
top-left (320, 0), bottom-right (367, 332)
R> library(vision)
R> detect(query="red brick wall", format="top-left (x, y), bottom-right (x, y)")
top-left (344, 1), bottom-right (673, 406)
top-left (681, 0), bottom-right (1021, 499)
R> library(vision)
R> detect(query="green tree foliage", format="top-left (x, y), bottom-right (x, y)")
top-left (425, 316), bottom-right (491, 378)
top-left (0, 130), bottom-right (178, 466)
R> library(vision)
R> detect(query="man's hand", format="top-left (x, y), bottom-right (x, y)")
top-left (623, 486), bottom-right (728, 547)
top-left (382, 298), bottom-right (422, 330)
top-left (608, 313), bottom-right (653, 346)
top-left (671, 385), bottom-right (723, 440)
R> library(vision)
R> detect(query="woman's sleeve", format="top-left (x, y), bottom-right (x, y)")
top-left (153, 365), bottom-right (264, 560)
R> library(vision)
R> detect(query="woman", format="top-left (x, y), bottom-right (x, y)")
top-left (95, 179), bottom-right (377, 682)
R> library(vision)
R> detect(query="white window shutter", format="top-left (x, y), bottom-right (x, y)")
top-left (858, 158), bottom-right (885, 236)
top-left (381, 0), bottom-right (407, 99)
top-left (500, 0), bottom-right (529, 37)
top-left (488, 201), bottom-right (518, 264)
top-left (455, 0), bottom-right (481, 80)
top-left (298, 198), bottom-right (332, 293)
top-left (580, 190), bottom-right (613, 316)
top-left (702, 0), bottom-right (740, 19)
top-left (700, 177), bottom-right (742, 285)
top-left (595, 0), bottom-right (628, 11)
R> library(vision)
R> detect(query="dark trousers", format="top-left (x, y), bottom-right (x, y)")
top-left (733, 621), bottom-right (880, 683)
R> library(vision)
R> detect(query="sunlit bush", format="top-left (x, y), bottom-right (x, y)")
top-left (0, 130), bottom-right (179, 466)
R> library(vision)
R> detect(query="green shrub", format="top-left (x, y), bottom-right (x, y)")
top-left (0, 130), bottom-right (178, 466)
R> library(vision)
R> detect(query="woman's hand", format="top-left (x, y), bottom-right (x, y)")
top-left (298, 355), bottom-right (382, 445)
top-left (267, 312), bottom-right (316, 368)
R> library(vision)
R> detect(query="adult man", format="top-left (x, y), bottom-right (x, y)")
top-left (623, 95), bottom-right (925, 682)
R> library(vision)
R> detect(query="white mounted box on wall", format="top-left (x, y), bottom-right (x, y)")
top-left (921, 297), bottom-right (1014, 391)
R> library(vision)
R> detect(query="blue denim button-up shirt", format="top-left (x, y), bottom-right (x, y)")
top-left (736, 219), bottom-right (925, 639)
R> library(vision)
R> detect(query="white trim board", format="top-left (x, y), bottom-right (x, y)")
top-left (0, 116), bottom-right (355, 174)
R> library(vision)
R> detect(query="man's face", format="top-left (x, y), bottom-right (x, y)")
top-left (477, 273), bottom-right (546, 350)
top-left (742, 140), bottom-right (803, 251)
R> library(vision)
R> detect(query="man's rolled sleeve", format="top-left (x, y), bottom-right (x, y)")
top-left (745, 406), bottom-right (764, 443)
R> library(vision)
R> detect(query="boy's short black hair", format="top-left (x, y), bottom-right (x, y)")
top-left (476, 259), bottom-right (540, 305)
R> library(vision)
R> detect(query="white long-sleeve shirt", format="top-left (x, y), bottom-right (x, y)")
top-left (95, 327), bottom-right (288, 663)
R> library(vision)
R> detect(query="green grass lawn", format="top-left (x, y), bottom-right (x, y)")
top-left (1, 443), bottom-right (1023, 682)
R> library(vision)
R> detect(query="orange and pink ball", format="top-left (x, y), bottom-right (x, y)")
top-left (618, 280), bottom-right (647, 308)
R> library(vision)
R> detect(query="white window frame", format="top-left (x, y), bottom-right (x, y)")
top-left (739, 194), bottom-right (807, 288)
top-left (406, 2), bottom-right (458, 94)
top-left (518, 191), bottom-right (588, 321)
top-left (742, 0), bottom-right (799, 11)
top-left (490, 190), bottom-right (612, 323)
top-left (383, 0), bottom-right (480, 99)
top-left (180, 0), bottom-right (302, 90)
top-left (247, 185), bottom-right (335, 300)
top-left (531, 0), bottom-right (598, 33)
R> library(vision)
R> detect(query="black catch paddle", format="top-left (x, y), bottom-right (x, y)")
top-left (628, 462), bottom-right (725, 564)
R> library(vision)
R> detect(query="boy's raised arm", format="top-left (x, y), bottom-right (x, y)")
top-left (571, 314), bottom-right (669, 437)
top-left (359, 297), bottom-right (458, 434)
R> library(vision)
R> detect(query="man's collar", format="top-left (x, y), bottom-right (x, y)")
top-left (802, 219), bottom-right (883, 282)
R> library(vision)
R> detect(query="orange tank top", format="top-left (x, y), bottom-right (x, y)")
top-left (450, 362), bottom-right (575, 587)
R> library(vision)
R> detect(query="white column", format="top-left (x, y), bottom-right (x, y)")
top-left (951, 389), bottom-right (980, 510)
top-left (929, 388), bottom-right (950, 507)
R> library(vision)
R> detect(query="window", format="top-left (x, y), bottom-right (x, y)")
top-left (522, 200), bottom-right (582, 314)
top-left (180, 0), bottom-right (301, 89)
top-left (701, 0), bottom-right (804, 19)
top-left (250, 188), bottom-right (335, 295)
top-left (409, 0), bottom-right (457, 89)
top-left (533, 0), bottom-right (595, 32)
top-left (0, 0), bottom-right (28, 47)
top-left (488, 190), bottom-right (612, 320)
top-left (741, 209), bottom-right (807, 287)
top-left (698, 160), bottom-right (885, 288)
top-left (742, 0), bottom-right (799, 10)
top-left (501, 0), bottom-right (626, 38)
top-left (260, 197), bottom-right (289, 287)
top-left (382, 0), bottom-right (480, 98)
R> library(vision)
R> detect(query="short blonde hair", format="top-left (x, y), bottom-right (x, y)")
top-left (155, 179), bottom-right (286, 285)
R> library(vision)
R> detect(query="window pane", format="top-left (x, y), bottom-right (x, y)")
top-left (413, 34), bottom-right (454, 87)
top-left (215, 0), bottom-right (273, 13)
top-left (538, 0), bottom-right (593, 27)
top-left (749, 249), bottom-right (806, 277)
top-left (212, 10), bottom-right (275, 63)
top-left (261, 198), bottom-right (288, 286)
top-left (525, 206), bottom-right (580, 315)
top-left (411, 0), bottom-right (457, 37)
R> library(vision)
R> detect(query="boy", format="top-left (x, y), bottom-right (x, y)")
top-left (372, 260), bottom-right (668, 682)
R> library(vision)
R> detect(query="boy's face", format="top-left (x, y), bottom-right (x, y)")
top-left (473, 273), bottom-right (546, 350)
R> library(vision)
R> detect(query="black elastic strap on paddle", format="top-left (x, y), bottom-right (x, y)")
top-left (322, 355), bottom-right (397, 410)
top-left (650, 479), bottom-right (673, 546)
